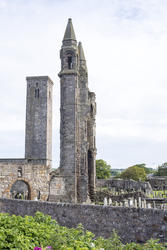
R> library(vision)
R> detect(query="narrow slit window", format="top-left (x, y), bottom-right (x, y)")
top-left (35, 88), bottom-right (39, 98)
top-left (91, 104), bottom-right (93, 113)
top-left (68, 56), bottom-right (73, 69)
top-left (37, 190), bottom-right (40, 200)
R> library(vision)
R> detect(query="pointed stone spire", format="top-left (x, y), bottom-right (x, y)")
top-left (78, 42), bottom-right (87, 71)
top-left (78, 42), bottom-right (86, 61)
top-left (63, 18), bottom-right (76, 41)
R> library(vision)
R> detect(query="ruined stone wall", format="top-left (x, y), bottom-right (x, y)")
top-left (148, 176), bottom-right (167, 190)
top-left (0, 159), bottom-right (49, 201)
top-left (77, 62), bottom-right (89, 203)
top-left (0, 198), bottom-right (167, 243)
top-left (49, 176), bottom-right (66, 202)
top-left (96, 178), bottom-right (152, 193)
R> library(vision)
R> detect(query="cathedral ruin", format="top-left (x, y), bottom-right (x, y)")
top-left (0, 19), bottom-right (96, 203)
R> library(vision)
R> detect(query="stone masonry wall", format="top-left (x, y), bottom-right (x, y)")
top-left (49, 176), bottom-right (66, 202)
top-left (0, 198), bottom-right (167, 243)
top-left (148, 176), bottom-right (167, 190)
top-left (0, 160), bottom-right (50, 201)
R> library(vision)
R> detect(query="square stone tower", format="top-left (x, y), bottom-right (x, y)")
top-left (58, 19), bottom-right (96, 203)
top-left (0, 75), bottom-right (53, 202)
top-left (25, 76), bottom-right (53, 166)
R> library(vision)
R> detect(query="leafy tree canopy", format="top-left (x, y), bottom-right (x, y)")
top-left (0, 212), bottom-right (166, 249)
top-left (159, 162), bottom-right (167, 168)
top-left (132, 163), bottom-right (155, 174)
top-left (96, 159), bottom-right (111, 179)
top-left (154, 162), bottom-right (167, 176)
top-left (119, 165), bottom-right (146, 181)
top-left (111, 169), bottom-right (124, 177)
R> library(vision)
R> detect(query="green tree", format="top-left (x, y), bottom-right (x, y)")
top-left (133, 163), bottom-right (154, 174)
top-left (155, 162), bottom-right (167, 176)
top-left (96, 159), bottom-right (111, 179)
top-left (119, 165), bottom-right (146, 181)
top-left (110, 169), bottom-right (125, 177)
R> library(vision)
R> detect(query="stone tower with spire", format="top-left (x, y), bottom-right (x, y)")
top-left (58, 18), bottom-right (96, 203)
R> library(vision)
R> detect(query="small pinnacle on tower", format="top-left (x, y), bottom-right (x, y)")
top-left (78, 42), bottom-right (86, 61)
top-left (78, 42), bottom-right (87, 71)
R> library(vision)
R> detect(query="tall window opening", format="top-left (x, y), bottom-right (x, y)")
top-left (35, 82), bottom-right (39, 98)
top-left (68, 56), bottom-right (73, 69)
top-left (91, 104), bottom-right (93, 113)
top-left (35, 88), bottom-right (39, 98)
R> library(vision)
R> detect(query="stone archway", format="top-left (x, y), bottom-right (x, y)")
top-left (10, 180), bottom-right (31, 200)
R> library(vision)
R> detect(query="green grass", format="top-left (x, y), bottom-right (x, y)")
top-left (149, 190), bottom-right (167, 198)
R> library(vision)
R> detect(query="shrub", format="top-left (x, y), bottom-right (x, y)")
top-left (0, 212), bottom-right (166, 249)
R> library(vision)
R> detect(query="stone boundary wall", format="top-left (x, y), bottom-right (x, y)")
top-left (0, 198), bottom-right (167, 243)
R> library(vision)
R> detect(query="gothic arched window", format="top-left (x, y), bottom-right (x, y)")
top-left (67, 56), bottom-right (73, 69)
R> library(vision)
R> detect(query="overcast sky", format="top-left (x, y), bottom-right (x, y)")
top-left (0, 0), bottom-right (167, 169)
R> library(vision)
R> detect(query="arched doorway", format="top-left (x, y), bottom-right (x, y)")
top-left (10, 180), bottom-right (31, 200)
top-left (88, 149), bottom-right (94, 200)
